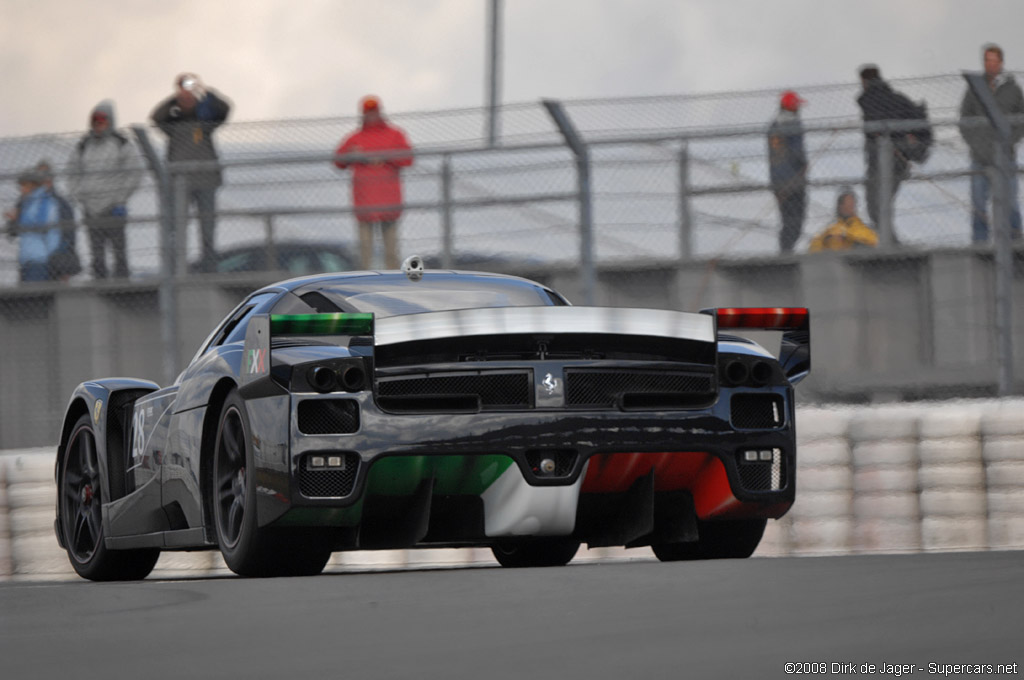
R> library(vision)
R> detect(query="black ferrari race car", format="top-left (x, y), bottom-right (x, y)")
top-left (55, 258), bottom-right (810, 579)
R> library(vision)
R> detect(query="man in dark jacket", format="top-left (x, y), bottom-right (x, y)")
top-left (151, 73), bottom-right (231, 271)
top-left (856, 65), bottom-right (915, 235)
top-left (958, 43), bottom-right (1024, 242)
top-left (768, 90), bottom-right (808, 253)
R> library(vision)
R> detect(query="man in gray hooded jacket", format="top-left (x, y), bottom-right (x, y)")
top-left (959, 43), bottom-right (1024, 242)
top-left (68, 100), bottom-right (143, 278)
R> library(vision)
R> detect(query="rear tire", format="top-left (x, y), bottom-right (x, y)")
top-left (212, 390), bottom-right (331, 577)
top-left (491, 537), bottom-right (580, 568)
top-left (652, 518), bottom-right (766, 562)
top-left (58, 414), bottom-right (160, 581)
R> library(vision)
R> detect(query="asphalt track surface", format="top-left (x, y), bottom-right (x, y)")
top-left (1, 552), bottom-right (1021, 680)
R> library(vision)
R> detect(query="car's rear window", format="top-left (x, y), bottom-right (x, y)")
top-left (298, 275), bottom-right (565, 318)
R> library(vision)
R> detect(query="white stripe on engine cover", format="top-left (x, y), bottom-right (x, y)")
top-left (480, 462), bottom-right (588, 537)
top-left (375, 306), bottom-right (715, 346)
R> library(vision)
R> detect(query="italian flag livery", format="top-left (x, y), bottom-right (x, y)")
top-left (55, 270), bottom-right (809, 579)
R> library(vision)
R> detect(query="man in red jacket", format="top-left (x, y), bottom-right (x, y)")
top-left (334, 96), bottom-right (413, 269)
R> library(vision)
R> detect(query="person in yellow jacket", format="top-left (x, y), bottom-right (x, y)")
top-left (809, 187), bottom-right (880, 252)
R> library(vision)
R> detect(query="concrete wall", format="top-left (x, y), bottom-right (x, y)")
top-left (1, 246), bottom-right (1022, 449)
top-left (2, 400), bottom-right (1021, 580)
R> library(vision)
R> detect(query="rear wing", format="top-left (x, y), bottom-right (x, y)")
top-left (702, 307), bottom-right (811, 385)
top-left (240, 313), bottom-right (375, 398)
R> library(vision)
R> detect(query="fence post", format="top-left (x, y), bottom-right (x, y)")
top-left (441, 155), bottom-right (454, 269)
top-left (173, 172), bottom-right (189, 278)
top-left (677, 142), bottom-right (693, 262)
top-left (877, 133), bottom-right (896, 247)
top-left (485, 0), bottom-right (502, 147)
top-left (990, 146), bottom-right (1015, 396)
top-left (263, 214), bottom-right (277, 271)
top-left (542, 99), bottom-right (595, 306)
top-left (131, 126), bottom-right (179, 387)
top-left (964, 71), bottom-right (1016, 396)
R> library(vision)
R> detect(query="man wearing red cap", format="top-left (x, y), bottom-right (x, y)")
top-left (767, 90), bottom-right (808, 253)
top-left (334, 96), bottom-right (413, 269)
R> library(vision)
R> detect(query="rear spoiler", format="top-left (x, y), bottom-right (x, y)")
top-left (239, 313), bottom-right (375, 398)
top-left (701, 307), bottom-right (811, 385)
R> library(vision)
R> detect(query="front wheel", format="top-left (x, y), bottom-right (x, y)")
top-left (59, 414), bottom-right (160, 581)
top-left (652, 518), bottom-right (766, 562)
top-left (491, 537), bottom-right (580, 568)
top-left (211, 390), bottom-right (331, 577)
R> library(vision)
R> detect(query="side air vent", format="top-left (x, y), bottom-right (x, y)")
top-left (297, 399), bottom-right (359, 435)
top-left (730, 393), bottom-right (784, 430)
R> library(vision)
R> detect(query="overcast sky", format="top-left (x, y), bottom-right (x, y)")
top-left (1, 0), bottom-right (1021, 137)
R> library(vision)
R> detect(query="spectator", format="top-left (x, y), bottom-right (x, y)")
top-left (4, 169), bottom-right (63, 282)
top-left (334, 95), bottom-right (413, 270)
top-left (856, 65), bottom-right (914, 235)
top-left (151, 73), bottom-right (231, 272)
top-left (809, 187), bottom-right (879, 252)
top-left (768, 90), bottom-right (808, 253)
top-left (958, 43), bottom-right (1024, 242)
top-left (68, 101), bottom-right (143, 279)
top-left (31, 160), bottom-right (80, 281)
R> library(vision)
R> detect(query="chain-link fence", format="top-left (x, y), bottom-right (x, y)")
top-left (1, 72), bottom-right (1022, 447)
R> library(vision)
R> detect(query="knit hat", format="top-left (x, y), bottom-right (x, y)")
top-left (780, 90), bottom-right (805, 111)
top-left (17, 168), bottom-right (45, 185)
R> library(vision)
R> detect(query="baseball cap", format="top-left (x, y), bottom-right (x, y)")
top-left (780, 91), bottom-right (806, 111)
top-left (361, 95), bottom-right (381, 113)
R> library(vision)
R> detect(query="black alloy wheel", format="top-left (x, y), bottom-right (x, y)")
top-left (59, 414), bottom-right (159, 580)
top-left (211, 390), bottom-right (332, 577)
top-left (214, 404), bottom-right (248, 550)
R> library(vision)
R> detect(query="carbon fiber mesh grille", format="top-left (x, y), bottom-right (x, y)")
top-left (737, 451), bottom-right (785, 492)
top-left (377, 371), bottom-right (532, 411)
top-left (738, 462), bottom-right (773, 491)
top-left (297, 399), bottom-right (359, 435)
top-left (299, 453), bottom-right (359, 498)
top-left (565, 369), bottom-right (714, 408)
top-left (731, 393), bottom-right (784, 429)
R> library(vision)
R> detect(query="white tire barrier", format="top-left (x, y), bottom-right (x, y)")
top-left (2, 400), bottom-right (1022, 579)
top-left (983, 413), bottom-right (1024, 549)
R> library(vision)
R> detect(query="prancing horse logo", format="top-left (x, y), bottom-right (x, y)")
top-left (543, 373), bottom-right (560, 395)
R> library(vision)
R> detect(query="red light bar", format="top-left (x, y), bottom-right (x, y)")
top-left (715, 307), bottom-right (809, 330)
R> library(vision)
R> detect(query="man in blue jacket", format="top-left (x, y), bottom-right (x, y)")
top-left (768, 90), bottom-right (808, 253)
top-left (4, 170), bottom-right (63, 283)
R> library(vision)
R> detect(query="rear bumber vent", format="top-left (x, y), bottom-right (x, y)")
top-left (377, 371), bottom-right (532, 413)
top-left (299, 453), bottom-right (359, 498)
top-left (730, 393), bottom-right (784, 429)
top-left (736, 448), bottom-right (785, 491)
top-left (565, 369), bottom-right (715, 409)
top-left (298, 399), bottom-right (360, 434)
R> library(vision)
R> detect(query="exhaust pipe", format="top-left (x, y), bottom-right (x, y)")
top-left (339, 365), bottom-right (366, 392)
top-left (750, 360), bottom-right (773, 386)
top-left (308, 367), bottom-right (337, 393)
top-left (724, 360), bottom-right (749, 386)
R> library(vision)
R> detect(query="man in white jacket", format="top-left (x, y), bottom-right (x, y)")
top-left (68, 100), bottom-right (143, 278)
